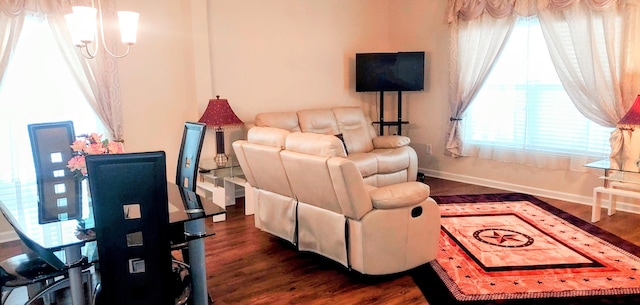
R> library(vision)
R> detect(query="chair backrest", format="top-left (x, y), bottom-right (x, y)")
top-left (254, 111), bottom-right (302, 132)
top-left (296, 108), bottom-right (340, 135)
top-left (282, 132), bottom-right (373, 219)
top-left (86, 151), bottom-right (174, 305)
top-left (331, 107), bottom-right (376, 154)
top-left (176, 122), bottom-right (206, 191)
top-left (242, 127), bottom-right (293, 197)
top-left (281, 132), bottom-right (345, 215)
top-left (0, 200), bottom-right (66, 270)
top-left (28, 121), bottom-right (82, 224)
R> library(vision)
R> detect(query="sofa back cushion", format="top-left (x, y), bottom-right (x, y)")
top-left (283, 132), bottom-right (373, 218)
top-left (284, 132), bottom-right (347, 158)
top-left (327, 157), bottom-right (373, 220)
top-left (332, 107), bottom-right (375, 154)
top-left (297, 109), bottom-right (340, 135)
top-left (232, 140), bottom-right (257, 187)
top-left (255, 111), bottom-right (301, 132)
top-left (243, 127), bottom-right (293, 197)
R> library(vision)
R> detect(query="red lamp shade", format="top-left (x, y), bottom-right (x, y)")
top-left (197, 96), bottom-right (244, 127)
top-left (618, 95), bottom-right (640, 127)
top-left (198, 96), bottom-right (243, 160)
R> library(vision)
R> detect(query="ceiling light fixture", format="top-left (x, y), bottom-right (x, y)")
top-left (64, 0), bottom-right (139, 59)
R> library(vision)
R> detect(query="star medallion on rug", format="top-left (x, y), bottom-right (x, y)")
top-left (411, 193), bottom-right (640, 305)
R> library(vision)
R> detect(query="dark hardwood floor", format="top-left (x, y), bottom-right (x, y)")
top-left (2, 177), bottom-right (640, 304)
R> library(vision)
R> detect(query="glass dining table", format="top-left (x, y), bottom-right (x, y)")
top-left (3, 181), bottom-right (226, 305)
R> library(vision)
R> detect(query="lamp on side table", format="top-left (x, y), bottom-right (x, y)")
top-left (198, 95), bottom-right (244, 166)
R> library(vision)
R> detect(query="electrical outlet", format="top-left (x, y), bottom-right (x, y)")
top-left (425, 144), bottom-right (432, 154)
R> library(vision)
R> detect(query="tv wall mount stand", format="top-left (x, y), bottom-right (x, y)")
top-left (372, 91), bottom-right (409, 136)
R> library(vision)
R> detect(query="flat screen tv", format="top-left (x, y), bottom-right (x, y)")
top-left (355, 51), bottom-right (425, 92)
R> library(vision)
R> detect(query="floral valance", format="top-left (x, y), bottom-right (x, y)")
top-left (445, 0), bottom-right (639, 23)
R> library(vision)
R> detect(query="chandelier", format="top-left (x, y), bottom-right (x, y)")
top-left (64, 0), bottom-right (140, 59)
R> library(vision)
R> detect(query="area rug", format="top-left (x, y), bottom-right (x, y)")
top-left (412, 193), bottom-right (640, 305)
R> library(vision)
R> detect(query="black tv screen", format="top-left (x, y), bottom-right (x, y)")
top-left (355, 52), bottom-right (425, 92)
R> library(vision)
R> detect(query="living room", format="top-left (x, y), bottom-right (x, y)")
top-left (3, 0), bottom-right (636, 242)
top-left (2, 1), bottom-right (640, 304)
top-left (109, 0), bottom-right (639, 211)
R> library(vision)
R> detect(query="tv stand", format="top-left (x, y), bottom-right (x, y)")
top-left (372, 91), bottom-right (409, 136)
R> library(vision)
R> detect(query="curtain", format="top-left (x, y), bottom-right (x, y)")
top-left (446, 12), bottom-right (516, 156)
top-left (446, 0), bottom-right (639, 161)
top-left (0, 1), bottom-right (25, 81)
top-left (537, 2), bottom-right (638, 158)
top-left (0, 0), bottom-right (125, 142)
top-left (46, 0), bottom-right (125, 142)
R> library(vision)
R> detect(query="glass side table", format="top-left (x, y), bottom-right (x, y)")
top-left (585, 158), bottom-right (640, 222)
top-left (197, 156), bottom-right (254, 222)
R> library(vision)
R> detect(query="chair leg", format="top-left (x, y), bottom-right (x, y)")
top-left (23, 269), bottom-right (94, 305)
top-left (90, 283), bottom-right (101, 305)
top-left (1, 289), bottom-right (14, 305)
top-left (25, 279), bottom-right (70, 305)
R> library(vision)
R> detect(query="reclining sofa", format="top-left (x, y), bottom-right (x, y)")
top-left (233, 125), bottom-right (440, 275)
top-left (253, 106), bottom-right (417, 187)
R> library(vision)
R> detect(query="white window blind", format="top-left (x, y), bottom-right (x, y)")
top-left (462, 17), bottom-right (613, 159)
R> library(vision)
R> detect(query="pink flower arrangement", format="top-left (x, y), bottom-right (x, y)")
top-left (67, 133), bottom-right (125, 178)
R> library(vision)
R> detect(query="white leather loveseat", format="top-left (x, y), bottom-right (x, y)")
top-left (254, 106), bottom-right (417, 187)
top-left (233, 127), bottom-right (440, 275)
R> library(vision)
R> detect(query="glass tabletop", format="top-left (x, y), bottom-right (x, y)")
top-left (4, 182), bottom-right (225, 252)
top-left (584, 158), bottom-right (640, 174)
top-left (199, 155), bottom-right (240, 171)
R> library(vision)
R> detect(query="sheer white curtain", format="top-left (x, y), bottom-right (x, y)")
top-left (44, 0), bottom-right (125, 142)
top-left (0, 1), bottom-right (25, 80)
top-left (446, 13), bottom-right (516, 157)
top-left (446, 0), bottom-right (639, 170)
top-left (0, 0), bottom-right (126, 238)
top-left (537, 2), bottom-right (638, 158)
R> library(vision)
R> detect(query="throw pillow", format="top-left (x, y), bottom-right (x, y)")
top-left (334, 133), bottom-right (348, 155)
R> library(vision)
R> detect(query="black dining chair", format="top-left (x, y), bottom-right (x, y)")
top-left (86, 151), bottom-right (186, 305)
top-left (0, 201), bottom-right (92, 305)
top-left (27, 121), bottom-right (82, 224)
top-left (171, 122), bottom-right (207, 258)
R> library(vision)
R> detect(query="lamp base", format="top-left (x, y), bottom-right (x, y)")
top-left (214, 153), bottom-right (228, 167)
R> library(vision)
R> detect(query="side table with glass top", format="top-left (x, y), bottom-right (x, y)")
top-left (197, 156), bottom-right (254, 222)
top-left (585, 158), bottom-right (640, 222)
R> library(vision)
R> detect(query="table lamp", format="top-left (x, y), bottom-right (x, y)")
top-left (616, 95), bottom-right (640, 164)
top-left (198, 96), bottom-right (244, 166)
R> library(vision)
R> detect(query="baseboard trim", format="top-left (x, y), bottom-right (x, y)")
top-left (0, 230), bottom-right (18, 243)
top-left (420, 168), bottom-right (640, 215)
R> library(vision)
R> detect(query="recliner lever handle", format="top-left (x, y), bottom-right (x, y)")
top-left (411, 206), bottom-right (423, 218)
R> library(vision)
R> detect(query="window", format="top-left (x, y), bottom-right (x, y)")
top-left (0, 13), bottom-right (104, 242)
top-left (461, 17), bottom-right (613, 159)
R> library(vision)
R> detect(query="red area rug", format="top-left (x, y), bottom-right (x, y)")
top-left (412, 193), bottom-right (640, 305)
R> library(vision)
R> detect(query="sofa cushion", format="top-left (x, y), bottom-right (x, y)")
top-left (369, 182), bottom-right (430, 209)
top-left (372, 135), bottom-right (411, 149)
top-left (247, 126), bottom-right (290, 148)
top-left (371, 147), bottom-right (411, 174)
top-left (332, 106), bottom-right (375, 154)
top-left (346, 153), bottom-right (377, 178)
top-left (285, 132), bottom-right (347, 158)
top-left (255, 112), bottom-right (301, 132)
top-left (297, 109), bottom-right (340, 135)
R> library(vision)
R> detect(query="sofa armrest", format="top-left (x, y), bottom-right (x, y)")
top-left (372, 135), bottom-right (410, 149)
top-left (369, 182), bottom-right (430, 209)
